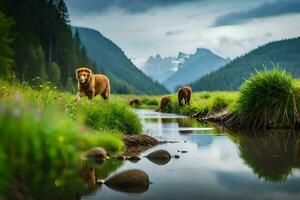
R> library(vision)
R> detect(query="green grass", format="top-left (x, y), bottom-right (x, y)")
top-left (0, 80), bottom-right (143, 196)
top-left (0, 81), bottom-right (142, 135)
top-left (124, 91), bottom-right (238, 116)
top-left (233, 68), bottom-right (300, 129)
top-left (80, 99), bottom-right (142, 135)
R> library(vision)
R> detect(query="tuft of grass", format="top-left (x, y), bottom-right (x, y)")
top-left (209, 96), bottom-right (229, 111)
top-left (234, 68), bottom-right (300, 129)
top-left (81, 99), bottom-right (142, 135)
top-left (143, 98), bottom-right (159, 106)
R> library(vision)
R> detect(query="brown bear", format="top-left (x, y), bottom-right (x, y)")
top-left (129, 98), bottom-right (142, 106)
top-left (178, 86), bottom-right (192, 107)
top-left (75, 67), bottom-right (110, 101)
top-left (156, 96), bottom-right (171, 112)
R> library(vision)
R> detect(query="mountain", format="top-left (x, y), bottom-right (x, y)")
top-left (191, 37), bottom-right (300, 91)
top-left (142, 52), bottom-right (189, 83)
top-left (163, 48), bottom-right (230, 91)
top-left (74, 27), bottom-right (168, 94)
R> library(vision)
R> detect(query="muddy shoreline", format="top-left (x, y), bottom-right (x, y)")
top-left (122, 135), bottom-right (164, 156)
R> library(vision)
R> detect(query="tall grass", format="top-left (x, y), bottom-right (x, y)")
top-left (234, 68), bottom-right (300, 129)
top-left (0, 80), bottom-right (143, 135)
top-left (0, 79), bottom-right (143, 197)
top-left (80, 99), bottom-right (142, 135)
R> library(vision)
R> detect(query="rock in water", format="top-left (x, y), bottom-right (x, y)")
top-left (146, 149), bottom-right (171, 165)
top-left (127, 156), bottom-right (141, 163)
top-left (85, 147), bottom-right (107, 160)
top-left (105, 169), bottom-right (149, 193)
top-left (116, 155), bottom-right (126, 160)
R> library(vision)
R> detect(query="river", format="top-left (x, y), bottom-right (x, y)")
top-left (82, 109), bottom-right (300, 200)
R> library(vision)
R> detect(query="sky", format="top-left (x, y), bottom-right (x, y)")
top-left (65, 0), bottom-right (300, 68)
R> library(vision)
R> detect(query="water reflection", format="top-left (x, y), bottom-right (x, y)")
top-left (233, 130), bottom-right (300, 183)
top-left (84, 110), bottom-right (300, 200)
top-left (4, 157), bottom-right (123, 200)
top-left (14, 109), bottom-right (298, 200)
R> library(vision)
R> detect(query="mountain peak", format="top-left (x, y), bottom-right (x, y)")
top-left (195, 48), bottom-right (213, 55)
top-left (164, 48), bottom-right (230, 91)
top-left (177, 52), bottom-right (188, 59)
top-left (155, 54), bottom-right (162, 59)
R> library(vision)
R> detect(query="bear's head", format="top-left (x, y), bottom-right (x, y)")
top-left (76, 67), bottom-right (92, 84)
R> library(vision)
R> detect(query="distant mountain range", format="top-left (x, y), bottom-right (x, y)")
top-left (74, 27), bottom-right (168, 94)
top-left (141, 52), bottom-right (189, 83)
top-left (191, 37), bottom-right (300, 91)
top-left (163, 48), bottom-right (230, 91)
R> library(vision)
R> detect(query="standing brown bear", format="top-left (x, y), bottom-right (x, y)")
top-left (75, 67), bottom-right (110, 101)
top-left (177, 86), bottom-right (192, 107)
top-left (156, 96), bottom-right (171, 112)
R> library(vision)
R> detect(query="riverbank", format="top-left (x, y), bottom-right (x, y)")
top-left (126, 69), bottom-right (300, 131)
top-left (122, 135), bottom-right (162, 156)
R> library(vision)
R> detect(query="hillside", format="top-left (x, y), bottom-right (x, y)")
top-left (191, 37), bottom-right (300, 91)
top-left (142, 52), bottom-right (189, 83)
top-left (74, 27), bottom-right (168, 94)
top-left (1, 0), bottom-right (95, 91)
top-left (164, 48), bottom-right (230, 91)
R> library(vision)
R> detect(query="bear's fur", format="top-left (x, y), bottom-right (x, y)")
top-left (178, 86), bottom-right (192, 107)
top-left (75, 67), bottom-right (110, 101)
top-left (156, 96), bottom-right (171, 112)
top-left (129, 98), bottom-right (142, 106)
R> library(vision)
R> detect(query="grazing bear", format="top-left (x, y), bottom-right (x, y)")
top-left (156, 96), bottom-right (171, 112)
top-left (129, 98), bottom-right (142, 106)
top-left (75, 67), bottom-right (110, 101)
top-left (178, 86), bottom-right (192, 107)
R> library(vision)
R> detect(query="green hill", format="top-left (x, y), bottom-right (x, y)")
top-left (191, 37), bottom-right (300, 91)
top-left (74, 27), bottom-right (168, 95)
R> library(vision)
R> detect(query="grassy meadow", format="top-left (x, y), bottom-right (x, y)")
top-left (0, 79), bottom-right (142, 196)
top-left (120, 91), bottom-right (239, 116)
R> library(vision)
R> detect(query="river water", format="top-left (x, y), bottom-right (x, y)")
top-left (83, 109), bottom-right (300, 200)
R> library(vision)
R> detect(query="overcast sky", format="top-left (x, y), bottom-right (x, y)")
top-left (65, 0), bottom-right (300, 68)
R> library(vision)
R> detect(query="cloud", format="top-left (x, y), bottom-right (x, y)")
top-left (214, 0), bottom-right (300, 26)
top-left (165, 29), bottom-right (185, 36)
top-left (65, 0), bottom-right (202, 14)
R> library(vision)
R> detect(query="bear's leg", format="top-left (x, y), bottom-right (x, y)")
top-left (101, 93), bottom-right (109, 100)
top-left (87, 89), bottom-right (95, 100)
top-left (178, 96), bottom-right (183, 107)
top-left (187, 95), bottom-right (191, 105)
top-left (75, 92), bottom-right (83, 101)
